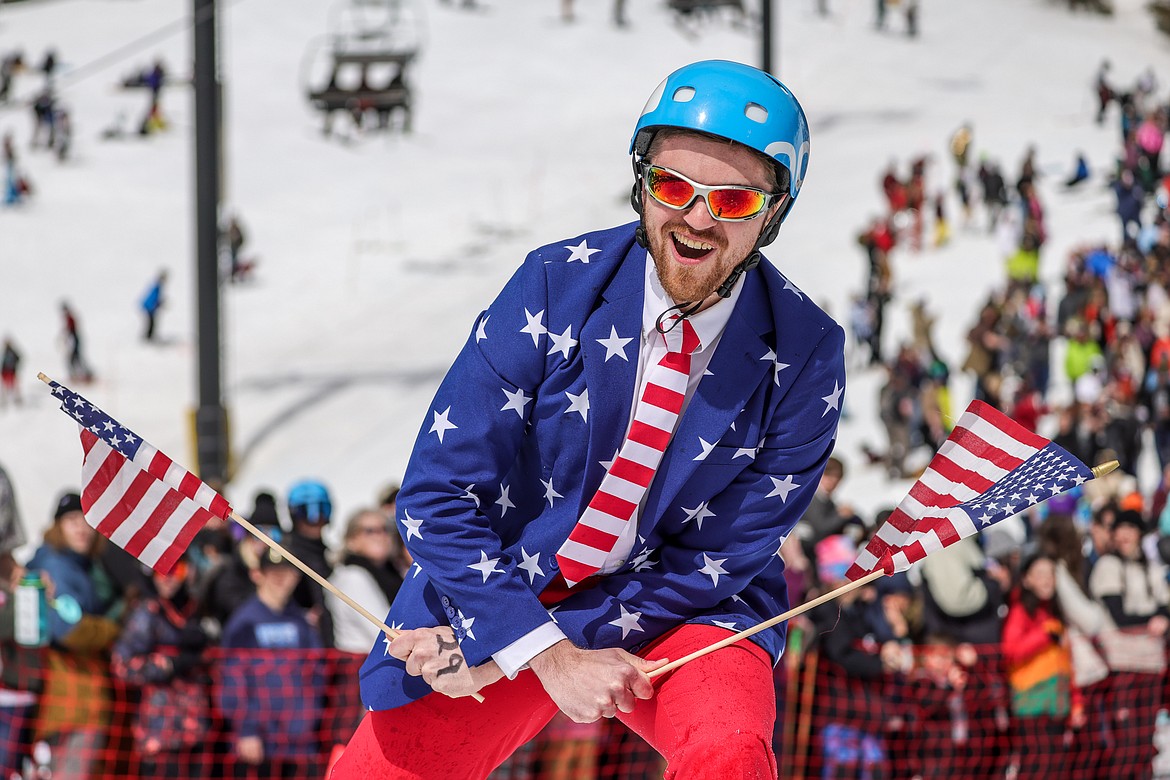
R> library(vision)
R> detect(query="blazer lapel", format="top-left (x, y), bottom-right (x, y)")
top-left (640, 271), bottom-right (773, 531)
top-left (577, 245), bottom-right (645, 515)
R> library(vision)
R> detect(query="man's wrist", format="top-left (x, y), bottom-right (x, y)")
top-left (528, 638), bottom-right (574, 676)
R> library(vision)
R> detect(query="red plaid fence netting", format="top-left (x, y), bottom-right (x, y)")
top-left (0, 642), bottom-right (1164, 779)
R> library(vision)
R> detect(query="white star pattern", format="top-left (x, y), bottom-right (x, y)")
top-left (821, 381), bottom-right (844, 417)
top-left (608, 604), bottom-right (644, 640)
top-left (541, 477), bottom-right (564, 507)
top-left (734, 446), bottom-right (756, 460)
top-left (411, 562), bottom-right (422, 578)
top-left (476, 314), bottom-right (489, 343)
top-left (401, 511), bottom-right (424, 541)
top-left (547, 325), bottom-right (578, 359)
top-left (565, 388), bottom-right (589, 421)
top-left (596, 325), bottom-right (633, 362)
top-left (461, 485), bottom-right (481, 508)
top-left (429, 406), bottom-right (458, 443)
top-left (500, 386), bottom-right (532, 418)
top-left (382, 634), bottom-right (394, 655)
top-left (782, 277), bottom-right (803, 299)
top-left (773, 360), bottom-right (790, 387)
top-left (457, 610), bottom-right (476, 641)
top-left (712, 620), bottom-right (738, 631)
top-left (698, 553), bottom-right (729, 587)
top-left (682, 501), bottom-right (716, 530)
top-left (564, 239), bottom-right (602, 264)
top-left (468, 551), bottom-right (504, 583)
top-left (517, 548), bottom-right (545, 584)
top-left (520, 308), bottom-right (547, 347)
top-left (630, 547), bottom-right (657, 571)
top-left (495, 484), bottom-right (515, 517)
top-left (600, 448), bottom-right (619, 472)
top-left (766, 475), bottom-right (800, 502)
top-left (694, 437), bottom-right (716, 461)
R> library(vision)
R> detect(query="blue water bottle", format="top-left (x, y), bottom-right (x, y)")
top-left (13, 572), bottom-right (48, 648)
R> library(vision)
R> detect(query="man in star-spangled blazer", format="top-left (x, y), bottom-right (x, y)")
top-left (335, 60), bottom-right (845, 779)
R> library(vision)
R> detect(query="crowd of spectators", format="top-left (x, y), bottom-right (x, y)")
top-left (787, 60), bottom-right (1170, 779)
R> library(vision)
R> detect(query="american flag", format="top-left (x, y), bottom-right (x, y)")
top-left (47, 378), bottom-right (232, 574)
top-left (846, 399), bottom-right (1093, 581)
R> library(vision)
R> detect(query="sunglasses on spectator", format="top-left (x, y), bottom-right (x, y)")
top-left (641, 164), bottom-right (787, 222)
top-left (357, 525), bottom-right (391, 536)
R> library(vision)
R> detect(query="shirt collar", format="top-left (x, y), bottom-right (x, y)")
top-left (642, 250), bottom-right (743, 353)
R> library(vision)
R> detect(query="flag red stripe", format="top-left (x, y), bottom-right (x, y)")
top-left (627, 420), bottom-right (672, 452)
top-left (122, 489), bottom-right (184, 559)
top-left (883, 508), bottom-right (917, 533)
top-left (566, 522), bottom-right (620, 551)
top-left (967, 400), bottom-right (1050, 449)
top-left (178, 472), bottom-right (202, 501)
top-left (95, 470), bottom-right (155, 538)
top-left (641, 384), bottom-right (685, 413)
top-left (587, 490), bottom-right (638, 521)
top-left (929, 453), bottom-right (995, 494)
top-left (908, 480), bottom-right (963, 511)
top-left (209, 494), bottom-right (231, 519)
top-left (82, 447), bottom-right (125, 511)
top-left (81, 430), bottom-right (98, 457)
top-left (948, 427), bottom-right (1025, 471)
top-left (147, 450), bottom-right (174, 482)
top-left (154, 506), bottom-right (213, 574)
top-left (608, 457), bottom-right (655, 489)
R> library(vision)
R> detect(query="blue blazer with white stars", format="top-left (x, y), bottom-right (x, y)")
top-left (359, 221), bottom-right (845, 711)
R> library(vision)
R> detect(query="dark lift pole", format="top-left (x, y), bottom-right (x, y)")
top-left (193, 0), bottom-right (228, 484)
top-left (761, 0), bottom-right (776, 76)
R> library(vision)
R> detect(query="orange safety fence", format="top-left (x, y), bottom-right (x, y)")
top-left (0, 641), bottom-right (1165, 778)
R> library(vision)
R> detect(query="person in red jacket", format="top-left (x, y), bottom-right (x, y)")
top-left (1001, 554), bottom-right (1084, 780)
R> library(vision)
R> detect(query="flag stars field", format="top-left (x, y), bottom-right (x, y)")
top-left (608, 604), bottom-right (644, 640)
top-left (429, 406), bottom-right (457, 443)
top-left (520, 308), bottom-right (547, 347)
top-left (564, 239), bottom-right (601, 264)
top-left (596, 326), bottom-right (633, 361)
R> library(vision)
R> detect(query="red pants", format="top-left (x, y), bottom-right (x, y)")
top-left (330, 624), bottom-right (777, 779)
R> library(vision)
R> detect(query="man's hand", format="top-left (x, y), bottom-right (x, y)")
top-left (236, 735), bottom-right (264, 765)
top-left (389, 626), bottom-right (503, 698)
top-left (528, 640), bottom-right (664, 723)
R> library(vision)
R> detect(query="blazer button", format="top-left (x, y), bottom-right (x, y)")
top-left (549, 558), bottom-right (559, 570)
top-left (444, 607), bottom-right (456, 619)
top-left (441, 595), bottom-right (451, 607)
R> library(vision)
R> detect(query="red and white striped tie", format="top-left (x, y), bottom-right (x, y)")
top-left (556, 319), bottom-right (700, 587)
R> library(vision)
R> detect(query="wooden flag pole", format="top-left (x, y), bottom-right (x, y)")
top-left (649, 460), bottom-right (1120, 679)
top-left (648, 569), bottom-right (885, 679)
top-left (38, 372), bottom-right (485, 703)
top-left (233, 508), bottom-right (486, 705)
top-left (234, 507), bottom-right (489, 705)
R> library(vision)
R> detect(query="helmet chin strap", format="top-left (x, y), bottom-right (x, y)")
top-left (634, 153), bottom-right (786, 335)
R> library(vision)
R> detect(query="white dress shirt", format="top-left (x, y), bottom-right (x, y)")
top-left (491, 251), bottom-right (743, 678)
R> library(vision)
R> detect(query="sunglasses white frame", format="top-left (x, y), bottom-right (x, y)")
top-left (641, 163), bottom-right (787, 222)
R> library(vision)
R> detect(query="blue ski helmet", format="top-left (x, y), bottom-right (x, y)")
top-left (631, 60), bottom-right (811, 230)
top-left (287, 479), bottom-right (333, 525)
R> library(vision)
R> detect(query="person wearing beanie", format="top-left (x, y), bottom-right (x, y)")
top-left (198, 491), bottom-right (282, 629)
top-left (24, 490), bottom-right (123, 779)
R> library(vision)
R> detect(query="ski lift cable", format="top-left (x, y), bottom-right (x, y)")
top-left (53, 0), bottom-right (256, 93)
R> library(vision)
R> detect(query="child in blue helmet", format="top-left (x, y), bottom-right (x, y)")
top-left (334, 61), bottom-right (844, 780)
top-left (285, 479), bottom-right (336, 647)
